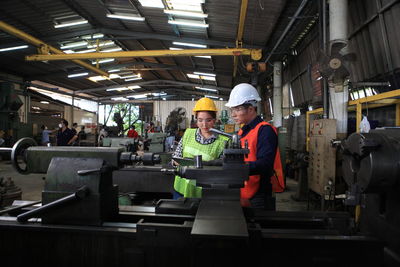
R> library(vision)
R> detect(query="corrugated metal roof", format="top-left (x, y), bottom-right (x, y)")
top-left (0, 0), bottom-right (308, 101)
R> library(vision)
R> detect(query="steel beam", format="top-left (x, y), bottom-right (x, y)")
top-left (26, 48), bottom-right (262, 61)
top-left (100, 28), bottom-right (263, 49)
top-left (233, 0), bottom-right (248, 77)
top-left (0, 21), bottom-right (108, 77)
top-left (96, 87), bottom-right (223, 101)
top-left (76, 79), bottom-right (231, 94)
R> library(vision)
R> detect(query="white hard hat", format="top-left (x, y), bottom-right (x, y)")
top-left (225, 83), bottom-right (261, 107)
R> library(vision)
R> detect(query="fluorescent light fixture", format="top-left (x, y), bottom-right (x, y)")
top-left (169, 47), bottom-right (183, 50)
top-left (205, 95), bottom-right (219, 99)
top-left (106, 87), bottom-right (129, 92)
top-left (60, 41), bottom-right (87, 49)
top-left (195, 86), bottom-right (217, 92)
top-left (164, 10), bottom-right (207, 18)
top-left (188, 73), bottom-right (215, 81)
top-left (201, 75), bottom-right (216, 81)
top-left (168, 20), bottom-right (208, 28)
top-left (40, 101), bottom-right (49, 104)
top-left (107, 14), bottom-right (145, 21)
top-left (152, 92), bottom-right (167, 96)
top-left (108, 69), bottom-right (121, 73)
top-left (169, 0), bottom-right (205, 4)
top-left (68, 72), bottom-right (89, 78)
top-left (76, 48), bottom-right (96, 53)
top-left (125, 77), bottom-right (142, 81)
top-left (106, 85), bottom-right (141, 92)
top-left (111, 97), bottom-right (128, 101)
top-left (219, 98), bottom-right (223, 101)
top-left (127, 94), bottom-right (148, 99)
top-left (193, 72), bottom-right (216, 77)
top-left (87, 41), bottom-right (115, 48)
top-left (0, 45), bottom-right (28, 52)
top-left (195, 55), bottom-right (211, 58)
top-left (102, 47), bottom-right (123, 52)
top-left (172, 42), bottom-right (206, 48)
top-left (139, 0), bottom-right (164, 8)
top-left (88, 74), bottom-right (119, 82)
top-left (120, 74), bottom-right (140, 79)
top-left (162, 97), bottom-right (167, 101)
top-left (54, 19), bottom-right (88, 28)
top-left (187, 74), bottom-right (200, 79)
top-left (91, 58), bottom-right (115, 64)
top-left (32, 106), bottom-right (40, 110)
top-left (81, 33), bottom-right (104, 39)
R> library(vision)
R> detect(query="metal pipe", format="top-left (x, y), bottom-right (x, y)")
top-left (321, 0), bottom-right (329, 119)
top-left (273, 61), bottom-right (283, 127)
top-left (26, 48), bottom-right (262, 61)
top-left (328, 0), bottom-right (349, 134)
top-left (264, 0), bottom-right (309, 63)
top-left (0, 21), bottom-right (108, 77)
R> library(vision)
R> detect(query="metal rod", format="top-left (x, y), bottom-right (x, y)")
top-left (210, 128), bottom-right (233, 138)
top-left (0, 147), bottom-right (12, 153)
top-left (0, 200), bottom-right (41, 216)
top-left (17, 186), bottom-right (89, 223)
top-left (264, 0), bottom-right (309, 63)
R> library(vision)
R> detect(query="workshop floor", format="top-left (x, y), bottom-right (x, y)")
top-left (0, 160), bottom-right (309, 211)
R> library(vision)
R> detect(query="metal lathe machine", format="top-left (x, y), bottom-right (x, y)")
top-left (0, 128), bottom-right (395, 267)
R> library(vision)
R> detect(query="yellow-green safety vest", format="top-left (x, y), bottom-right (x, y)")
top-left (173, 128), bottom-right (229, 198)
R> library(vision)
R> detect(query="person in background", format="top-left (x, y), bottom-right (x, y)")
top-left (127, 125), bottom-right (139, 139)
top-left (0, 130), bottom-right (5, 147)
top-left (71, 123), bottom-right (79, 146)
top-left (225, 83), bottom-right (285, 210)
top-left (172, 97), bottom-right (230, 199)
top-left (147, 122), bottom-right (155, 133)
top-left (98, 126), bottom-right (108, 146)
top-left (56, 119), bottom-right (77, 146)
top-left (78, 125), bottom-right (87, 145)
top-left (40, 125), bottom-right (54, 146)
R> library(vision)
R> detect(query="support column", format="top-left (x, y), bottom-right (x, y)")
top-left (328, 0), bottom-right (348, 134)
top-left (273, 61), bottom-right (282, 127)
top-left (256, 85), bottom-right (264, 118)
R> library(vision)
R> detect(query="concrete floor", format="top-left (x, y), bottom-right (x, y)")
top-left (0, 160), bottom-right (308, 211)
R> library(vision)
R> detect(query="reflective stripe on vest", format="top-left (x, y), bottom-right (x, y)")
top-left (173, 128), bottom-right (229, 198)
top-left (238, 121), bottom-right (285, 199)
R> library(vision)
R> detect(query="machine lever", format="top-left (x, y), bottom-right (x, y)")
top-left (77, 169), bottom-right (101, 175)
top-left (16, 186), bottom-right (89, 223)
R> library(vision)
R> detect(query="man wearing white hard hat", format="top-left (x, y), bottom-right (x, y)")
top-left (226, 83), bottom-right (285, 210)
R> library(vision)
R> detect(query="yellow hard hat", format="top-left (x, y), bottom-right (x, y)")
top-left (193, 97), bottom-right (218, 112)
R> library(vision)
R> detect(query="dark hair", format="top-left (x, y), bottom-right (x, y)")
top-left (73, 123), bottom-right (78, 127)
top-left (41, 125), bottom-right (45, 130)
top-left (195, 111), bottom-right (217, 119)
top-left (61, 119), bottom-right (68, 126)
top-left (81, 126), bottom-right (85, 130)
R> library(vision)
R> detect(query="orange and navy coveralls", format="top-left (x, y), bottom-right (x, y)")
top-left (238, 116), bottom-right (285, 209)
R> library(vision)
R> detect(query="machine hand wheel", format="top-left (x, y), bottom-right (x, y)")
top-left (11, 138), bottom-right (37, 174)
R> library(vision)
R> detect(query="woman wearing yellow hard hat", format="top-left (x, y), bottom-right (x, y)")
top-left (172, 97), bottom-right (230, 199)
